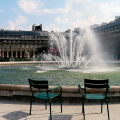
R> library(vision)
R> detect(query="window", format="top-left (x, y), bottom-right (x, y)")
top-left (31, 45), bottom-right (33, 49)
top-left (18, 44), bottom-right (20, 49)
top-left (13, 45), bottom-right (16, 49)
top-left (4, 35), bottom-right (7, 38)
top-left (9, 45), bottom-right (11, 49)
top-left (4, 44), bottom-right (6, 49)
top-left (35, 45), bottom-right (37, 48)
top-left (26, 45), bottom-right (29, 49)
top-left (22, 45), bottom-right (24, 48)
top-left (8, 35), bottom-right (11, 38)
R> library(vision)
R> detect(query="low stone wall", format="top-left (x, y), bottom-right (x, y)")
top-left (0, 84), bottom-right (120, 101)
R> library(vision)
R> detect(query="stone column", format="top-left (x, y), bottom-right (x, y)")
top-left (16, 44), bottom-right (18, 58)
top-left (20, 44), bottom-right (22, 58)
top-left (2, 44), bottom-right (4, 58)
top-left (24, 44), bottom-right (26, 58)
top-left (29, 44), bottom-right (31, 51)
top-left (29, 44), bottom-right (31, 57)
top-left (33, 44), bottom-right (35, 56)
top-left (11, 44), bottom-right (13, 58)
top-left (7, 44), bottom-right (9, 58)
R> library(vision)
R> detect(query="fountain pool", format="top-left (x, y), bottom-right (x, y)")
top-left (0, 63), bottom-right (120, 86)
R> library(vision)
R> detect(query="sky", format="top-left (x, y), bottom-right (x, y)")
top-left (0, 0), bottom-right (120, 32)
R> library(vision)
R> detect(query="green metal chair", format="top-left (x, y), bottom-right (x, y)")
top-left (28, 79), bottom-right (62, 120)
top-left (78, 79), bottom-right (110, 120)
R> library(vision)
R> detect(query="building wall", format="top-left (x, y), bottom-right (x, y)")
top-left (93, 19), bottom-right (120, 60)
top-left (0, 34), bottom-right (49, 58)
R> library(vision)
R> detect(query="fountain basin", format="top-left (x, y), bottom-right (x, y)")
top-left (0, 62), bottom-right (120, 86)
top-left (0, 84), bottom-right (120, 102)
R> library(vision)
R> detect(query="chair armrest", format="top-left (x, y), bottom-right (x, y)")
top-left (78, 84), bottom-right (85, 90)
top-left (48, 86), bottom-right (62, 95)
top-left (78, 84), bottom-right (85, 97)
top-left (108, 84), bottom-right (111, 90)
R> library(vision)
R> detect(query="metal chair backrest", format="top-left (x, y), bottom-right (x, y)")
top-left (28, 79), bottom-right (48, 96)
top-left (84, 79), bottom-right (109, 98)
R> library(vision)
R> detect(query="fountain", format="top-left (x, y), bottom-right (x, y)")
top-left (36, 27), bottom-right (103, 69)
top-left (34, 0), bottom-right (103, 69)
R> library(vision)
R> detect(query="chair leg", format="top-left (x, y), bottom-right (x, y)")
top-left (106, 99), bottom-right (110, 120)
top-left (82, 99), bottom-right (85, 120)
top-left (49, 99), bottom-right (52, 120)
top-left (45, 100), bottom-right (47, 110)
top-left (30, 97), bottom-right (33, 115)
top-left (82, 99), bottom-right (83, 113)
top-left (60, 95), bottom-right (62, 113)
top-left (101, 100), bottom-right (103, 113)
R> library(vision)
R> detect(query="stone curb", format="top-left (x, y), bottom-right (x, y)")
top-left (0, 84), bottom-right (120, 98)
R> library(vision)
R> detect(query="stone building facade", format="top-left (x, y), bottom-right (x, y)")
top-left (0, 24), bottom-right (50, 58)
top-left (92, 17), bottom-right (120, 60)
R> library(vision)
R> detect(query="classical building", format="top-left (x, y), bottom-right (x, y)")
top-left (1, 16), bottom-right (120, 60)
top-left (0, 24), bottom-right (50, 58)
top-left (92, 16), bottom-right (120, 60)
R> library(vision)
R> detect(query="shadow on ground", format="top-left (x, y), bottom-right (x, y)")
top-left (2, 111), bottom-right (28, 120)
top-left (48, 115), bottom-right (72, 120)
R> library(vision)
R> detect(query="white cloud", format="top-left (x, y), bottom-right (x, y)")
top-left (18, 0), bottom-right (69, 15)
top-left (87, 0), bottom-right (91, 2)
top-left (15, 15), bottom-right (28, 25)
top-left (18, 25), bottom-right (32, 31)
top-left (64, 18), bottom-right (69, 23)
top-left (30, 6), bottom-right (69, 15)
top-left (72, 20), bottom-right (90, 29)
top-left (7, 15), bottom-right (29, 30)
top-left (96, 2), bottom-right (120, 23)
top-left (70, 0), bottom-right (91, 4)
top-left (18, 0), bottom-right (43, 13)
top-left (8, 21), bottom-right (16, 30)
top-left (73, 12), bottom-right (84, 19)
top-left (71, 0), bottom-right (83, 3)
top-left (56, 17), bottom-right (62, 23)
top-left (67, 1), bottom-right (120, 29)
top-left (44, 24), bottom-right (63, 32)
top-left (55, 17), bottom-right (69, 25)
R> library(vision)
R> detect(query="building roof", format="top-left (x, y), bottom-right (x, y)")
top-left (93, 18), bottom-right (120, 31)
top-left (0, 30), bottom-right (50, 36)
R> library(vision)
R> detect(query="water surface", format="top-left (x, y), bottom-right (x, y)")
top-left (0, 64), bottom-right (120, 86)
